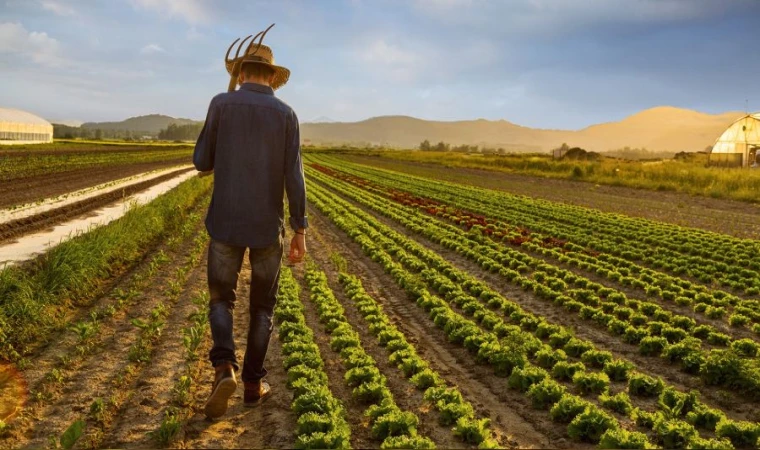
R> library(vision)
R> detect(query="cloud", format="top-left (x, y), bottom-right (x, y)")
top-left (0, 22), bottom-right (64, 66)
top-left (130, 0), bottom-right (212, 25)
top-left (411, 0), bottom-right (745, 35)
top-left (40, 0), bottom-right (77, 17)
top-left (186, 26), bottom-right (204, 41)
top-left (140, 43), bottom-right (165, 54)
top-left (358, 39), bottom-right (425, 82)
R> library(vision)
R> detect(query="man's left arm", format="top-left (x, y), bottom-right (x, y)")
top-left (193, 96), bottom-right (221, 173)
top-left (284, 109), bottom-right (308, 232)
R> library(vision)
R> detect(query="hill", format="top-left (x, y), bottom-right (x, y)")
top-left (81, 114), bottom-right (200, 134)
top-left (72, 107), bottom-right (746, 153)
top-left (300, 107), bottom-right (746, 153)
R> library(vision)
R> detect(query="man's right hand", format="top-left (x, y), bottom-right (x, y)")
top-left (288, 231), bottom-right (306, 263)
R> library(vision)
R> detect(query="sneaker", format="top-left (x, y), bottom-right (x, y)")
top-left (203, 363), bottom-right (237, 418)
top-left (243, 380), bottom-right (271, 407)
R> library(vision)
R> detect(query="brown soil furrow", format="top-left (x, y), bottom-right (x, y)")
top-left (0, 158), bottom-right (189, 209)
top-left (306, 227), bottom-right (467, 449)
top-left (14, 205), bottom-right (208, 395)
top-left (99, 251), bottom-right (208, 448)
top-left (0, 167), bottom-right (193, 244)
top-left (325, 192), bottom-right (758, 422)
top-left (17, 246), bottom-right (202, 449)
top-left (307, 204), bottom-right (575, 449)
top-left (2, 225), bottom-right (205, 449)
top-left (181, 257), bottom-right (296, 449)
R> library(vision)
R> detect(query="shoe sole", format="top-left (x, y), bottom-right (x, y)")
top-left (204, 377), bottom-right (237, 419)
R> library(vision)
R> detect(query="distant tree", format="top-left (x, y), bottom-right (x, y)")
top-left (561, 147), bottom-right (601, 161)
top-left (419, 139), bottom-right (431, 151)
top-left (95, 129), bottom-right (103, 140)
top-left (158, 123), bottom-right (204, 141)
top-left (434, 141), bottom-right (450, 152)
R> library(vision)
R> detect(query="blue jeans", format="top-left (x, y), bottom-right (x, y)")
top-left (207, 236), bottom-right (283, 382)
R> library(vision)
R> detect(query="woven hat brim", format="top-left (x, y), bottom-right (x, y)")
top-left (240, 60), bottom-right (290, 90)
top-left (226, 59), bottom-right (290, 90)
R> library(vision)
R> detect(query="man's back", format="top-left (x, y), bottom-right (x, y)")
top-left (193, 82), bottom-right (306, 249)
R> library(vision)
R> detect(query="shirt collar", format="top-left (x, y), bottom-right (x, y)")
top-left (240, 82), bottom-right (274, 95)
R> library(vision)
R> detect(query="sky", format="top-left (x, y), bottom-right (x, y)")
top-left (1, 0), bottom-right (760, 129)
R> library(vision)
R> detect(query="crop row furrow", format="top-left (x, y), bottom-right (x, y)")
top-left (309, 181), bottom-right (744, 448)
top-left (307, 176), bottom-right (760, 449)
top-left (0, 175), bottom-right (213, 362)
top-left (311, 155), bottom-right (760, 299)
top-left (305, 265), bottom-right (438, 449)
top-left (306, 167), bottom-right (760, 401)
top-left (275, 266), bottom-right (355, 449)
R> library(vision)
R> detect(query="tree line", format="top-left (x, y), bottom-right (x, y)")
top-left (53, 123), bottom-right (204, 141)
top-left (418, 140), bottom-right (508, 154)
top-left (157, 123), bottom-right (204, 141)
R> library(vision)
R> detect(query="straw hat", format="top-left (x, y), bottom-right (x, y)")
top-left (224, 24), bottom-right (290, 91)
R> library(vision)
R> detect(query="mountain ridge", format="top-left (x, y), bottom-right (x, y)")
top-left (75, 107), bottom-right (748, 152)
top-left (81, 114), bottom-right (199, 134)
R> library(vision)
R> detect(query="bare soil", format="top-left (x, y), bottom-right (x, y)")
top-left (3, 220), bottom-right (208, 448)
top-left (0, 167), bottom-right (192, 244)
top-left (181, 259), bottom-right (296, 449)
top-left (0, 158), bottom-right (190, 209)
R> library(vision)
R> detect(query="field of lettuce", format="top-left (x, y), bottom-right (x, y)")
top-left (1, 151), bottom-right (758, 449)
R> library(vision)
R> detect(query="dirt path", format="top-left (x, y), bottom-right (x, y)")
top-left (342, 155), bottom-right (760, 239)
top-left (181, 257), bottom-right (297, 449)
top-left (0, 158), bottom-right (189, 209)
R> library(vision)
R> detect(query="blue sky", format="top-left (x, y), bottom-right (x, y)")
top-left (1, 0), bottom-right (759, 129)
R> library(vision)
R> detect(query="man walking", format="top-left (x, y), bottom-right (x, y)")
top-left (193, 29), bottom-right (307, 419)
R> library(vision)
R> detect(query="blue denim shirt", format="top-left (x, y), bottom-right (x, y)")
top-left (193, 82), bottom-right (308, 248)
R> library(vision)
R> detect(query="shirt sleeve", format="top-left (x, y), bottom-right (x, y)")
top-left (285, 109), bottom-right (308, 231)
top-left (193, 96), bottom-right (220, 171)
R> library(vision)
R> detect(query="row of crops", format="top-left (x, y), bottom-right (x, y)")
top-left (0, 146), bottom-right (192, 181)
top-left (310, 155), bottom-right (760, 297)
top-left (293, 155), bottom-right (760, 448)
top-left (0, 174), bottom-right (216, 448)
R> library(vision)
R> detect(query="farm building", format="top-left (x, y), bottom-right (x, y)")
top-left (708, 113), bottom-right (760, 167)
top-left (0, 107), bottom-right (53, 145)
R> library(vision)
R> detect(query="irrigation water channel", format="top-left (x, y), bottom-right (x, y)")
top-left (0, 168), bottom-right (197, 267)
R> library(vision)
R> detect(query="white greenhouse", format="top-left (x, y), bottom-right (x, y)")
top-left (709, 113), bottom-right (760, 167)
top-left (0, 107), bottom-right (53, 145)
